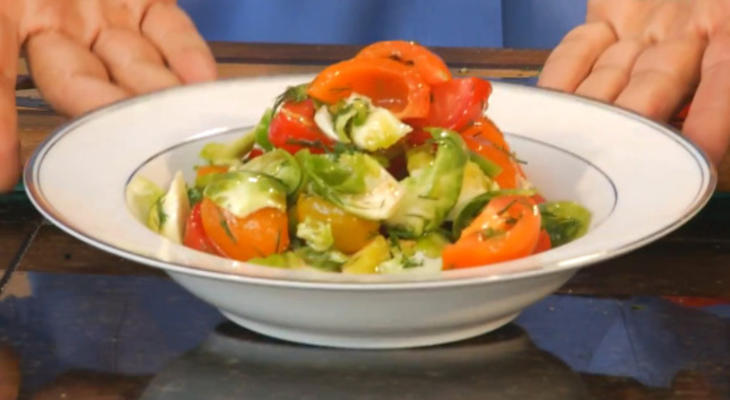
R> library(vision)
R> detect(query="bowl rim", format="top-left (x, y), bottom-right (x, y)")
top-left (23, 78), bottom-right (717, 291)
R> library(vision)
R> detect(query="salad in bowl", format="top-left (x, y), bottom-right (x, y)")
top-left (127, 41), bottom-right (591, 275)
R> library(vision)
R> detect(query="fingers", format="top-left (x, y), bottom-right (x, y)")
top-left (614, 36), bottom-right (705, 121)
top-left (538, 22), bottom-right (618, 92)
top-left (27, 31), bottom-right (130, 116)
top-left (0, 16), bottom-right (20, 192)
top-left (575, 39), bottom-right (645, 102)
top-left (683, 26), bottom-right (730, 165)
top-left (141, 2), bottom-right (216, 84)
top-left (93, 28), bottom-right (180, 94)
top-left (586, 0), bottom-right (660, 36)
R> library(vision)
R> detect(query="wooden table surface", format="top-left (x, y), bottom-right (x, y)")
top-left (1, 42), bottom-right (729, 400)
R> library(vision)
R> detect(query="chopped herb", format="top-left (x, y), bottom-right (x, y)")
top-left (187, 187), bottom-right (203, 206)
top-left (156, 197), bottom-right (167, 226)
top-left (388, 54), bottom-right (414, 66)
top-left (327, 86), bottom-right (351, 94)
top-left (417, 194), bottom-right (439, 201)
top-left (495, 145), bottom-right (528, 165)
top-left (402, 256), bottom-right (423, 269)
top-left (273, 83), bottom-right (310, 111)
top-left (329, 97), bottom-right (371, 142)
top-left (496, 199), bottom-right (518, 216)
top-left (274, 227), bottom-right (282, 251)
top-left (470, 135), bottom-right (527, 165)
top-left (480, 227), bottom-right (504, 240)
top-left (386, 227), bottom-right (413, 242)
top-left (286, 138), bottom-right (330, 151)
top-left (504, 216), bottom-right (519, 225)
top-left (220, 216), bottom-right (236, 243)
top-left (405, 213), bottom-right (429, 221)
top-left (451, 188), bottom-right (537, 240)
top-left (294, 246), bottom-right (347, 272)
top-left (332, 142), bottom-right (359, 157)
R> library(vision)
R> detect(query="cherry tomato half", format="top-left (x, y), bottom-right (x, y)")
top-left (269, 99), bottom-right (333, 154)
top-left (461, 117), bottom-right (525, 189)
top-left (307, 57), bottom-right (431, 119)
top-left (409, 77), bottom-right (492, 133)
top-left (296, 194), bottom-right (380, 254)
top-left (355, 40), bottom-right (452, 85)
top-left (442, 195), bottom-right (541, 269)
top-left (183, 203), bottom-right (220, 255)
top-left (200, 198), bottom-right (289, 262)
top-left (533, 229), bottom-right (552, 254)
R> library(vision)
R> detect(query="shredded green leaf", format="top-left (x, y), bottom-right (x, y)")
top-left (294, 246), bottom-right (348, 272)
top-left (469, 151), bottom-right (502, 178)
top-left (539, 201), bottom-right (591, 247)
top-left (254, 108), bottom-right (274, 151)
top-left (273, 83), bottom-right (310, 111)
top-left (249, 252), bottom-right (304, 269)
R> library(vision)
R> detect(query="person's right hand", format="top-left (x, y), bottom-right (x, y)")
top-left (0, 0), bottom-right (217, 192)
top-left (538, 0), bottom-right (730, 166)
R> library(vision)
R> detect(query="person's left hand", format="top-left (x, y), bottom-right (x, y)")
top-left (539, 0), bottom-right (730, 166)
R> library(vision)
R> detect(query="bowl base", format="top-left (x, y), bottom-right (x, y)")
top-left (220, 310), bottom-right (521, 349)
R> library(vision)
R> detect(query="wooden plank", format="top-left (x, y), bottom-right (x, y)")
top-left (18, 111), bottom-right (67, 167)
top-left (11, 221), bottom-right (729, 297)
top-left (0, 198), bottom-right (42, 276)
top-left (720, 159), bottom-right (730, 192)
top-left (14, 44), bottom-right (545, 90)
top-left (13, 196), bottom-right (729, 294)
top-left (208, 42), bottom-right (550, 69)
top-left (558, 239), bottom-right (730, 298)
top-left (17, 224), bottom-right (164, 277)
top-left (216, 63), bottom-right (540, 80)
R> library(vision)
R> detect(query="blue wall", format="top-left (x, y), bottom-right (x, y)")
top-left (178, 0), bottom-right (586, 49)
top-left (502, 0), bottom-right (587, 48)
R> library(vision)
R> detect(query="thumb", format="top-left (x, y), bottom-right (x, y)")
top-left (0, 13), bottom-right (19, 192)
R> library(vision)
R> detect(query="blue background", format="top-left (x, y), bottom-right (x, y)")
top-left (178, 0), bottom-right (587, 49)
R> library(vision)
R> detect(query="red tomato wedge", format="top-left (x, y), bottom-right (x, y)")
top-left (245, 148), bottom-right (264, 161)
top-left (409, 77), bottom-right (492, 131)
top-left (461, 117), bottom-right (525, 189)
top-left (183, 203), bottom-right (220, 255)
top-left (269, 99), bottom-right (334, 154)
top-left (199, 198), bottom-right (289, 262)
top-left (533, 229), bottom-right (552, 254)
top-left (307, 58), bottom-right (431, 119)
top-left (442, 195), bottom-right (541, 269)
top-left (355, 40), bottom-right (451, 85)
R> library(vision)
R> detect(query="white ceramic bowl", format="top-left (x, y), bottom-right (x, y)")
top-left (24, 75), bottom-right (715, 349)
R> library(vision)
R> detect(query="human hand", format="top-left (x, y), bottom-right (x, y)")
top-left (538, 0), bottom-right (730, 166)
top-left (0, 0), bottom-right (216, 191)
